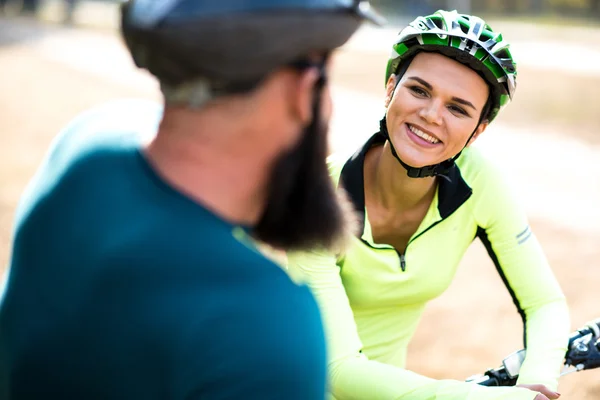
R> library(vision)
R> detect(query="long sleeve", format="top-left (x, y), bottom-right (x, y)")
top-left (286, 250), bottom-right (539, 400)
top-left (472, 154), bottom-right (570, 391)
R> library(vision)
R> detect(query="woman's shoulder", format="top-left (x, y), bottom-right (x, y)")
top-left (455, 145), bottom-right (504, 185)
top-left (456, 145), bottom-right (518, 216)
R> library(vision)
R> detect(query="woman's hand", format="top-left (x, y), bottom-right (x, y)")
top-left (517, 384), bottom-right (561, 399)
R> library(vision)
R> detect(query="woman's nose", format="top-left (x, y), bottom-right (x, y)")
top-left (418, 100), bottom-right (443, 126)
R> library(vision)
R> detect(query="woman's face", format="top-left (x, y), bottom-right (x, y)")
top-left (385, 52), bottom-right (490, 168)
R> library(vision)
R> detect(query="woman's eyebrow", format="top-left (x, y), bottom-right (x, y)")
top-left (406, 76), bottom-right (432, 90)
top-left (451, 97), bottom-right (477, 111)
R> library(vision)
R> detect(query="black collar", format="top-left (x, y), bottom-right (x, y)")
top-left (339, 132), bottom-right (473, 234)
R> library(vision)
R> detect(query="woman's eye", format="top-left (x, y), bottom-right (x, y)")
top-left (409, 86), bottom-right (428, 96)
top-left (449, 104), bottom-right (469, 116)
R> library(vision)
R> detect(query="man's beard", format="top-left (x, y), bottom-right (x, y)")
top-left (252, 107), bottom-right (356, 252)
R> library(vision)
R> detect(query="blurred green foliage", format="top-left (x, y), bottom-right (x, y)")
top-left (371, 0), bottom-right (600, 18)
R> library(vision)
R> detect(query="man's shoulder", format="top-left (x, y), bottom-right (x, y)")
top-left (196, 227), bottom-right (291, 276)
top-left (49, 99), bottom-right (162, 164)
top-left (15, 100), bottom-right (163, 220)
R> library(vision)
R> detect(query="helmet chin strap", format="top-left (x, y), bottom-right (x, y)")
top-left (378, 117), bottom-right (455, 182)
top-left (378, 116), bottom-right (484, 183)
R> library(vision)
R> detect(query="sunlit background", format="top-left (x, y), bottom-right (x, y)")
top-left (1, 0), bottom-right (599, 397)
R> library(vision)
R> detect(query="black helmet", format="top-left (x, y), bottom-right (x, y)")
top-left (121, 0), bottom-right (382, 105)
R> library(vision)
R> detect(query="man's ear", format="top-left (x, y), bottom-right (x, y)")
top-left (384, 74), bottom-right (398, 108)
top-left (467, 120), bottom-right (489, 146)
top-left (290, 67), bottom-right (321, 126)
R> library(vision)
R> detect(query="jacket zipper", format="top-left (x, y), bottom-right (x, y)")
top-left (396, 219), bottom-right (444, 272)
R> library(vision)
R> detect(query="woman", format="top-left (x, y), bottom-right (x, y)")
top-left (287, 10), bottom-right (570, 400)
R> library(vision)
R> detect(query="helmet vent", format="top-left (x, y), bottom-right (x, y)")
top-left (480, 31), bottom-right (493, 42)
top-left (495, 49), bottom-right (510, 59)
top-left (430, 16), bottom-right (444, 29)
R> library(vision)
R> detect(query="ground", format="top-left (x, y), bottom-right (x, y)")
top-left (1, 9), bottom-right (599, 399)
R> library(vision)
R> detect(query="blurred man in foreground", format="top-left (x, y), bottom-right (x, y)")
top-left (0, 1), bottom-right (380, 398)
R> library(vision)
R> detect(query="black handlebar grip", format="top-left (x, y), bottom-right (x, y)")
top-left (566, 319), bottom-right (600, 370)
top-left (474, 368), bottom-right (516, 387)
top-left (476, 377), bottom-right (498, 387)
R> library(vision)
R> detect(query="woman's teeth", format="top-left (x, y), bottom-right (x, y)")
top-left (408, 124), bottom-right (439, 144)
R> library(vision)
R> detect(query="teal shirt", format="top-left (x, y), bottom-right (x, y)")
top-left (0, 100), bottom-right (326, 399)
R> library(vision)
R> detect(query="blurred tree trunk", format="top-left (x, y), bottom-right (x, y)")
top-left (21, 0), bottom-right (39, 13)
top-left (503, 0), bottom-right (519, 14)
top-left (530, 0), bottom-right (544, 14)
top-left (447, 0), bottom-right (471, 13)
top-left (592, 0), bottom-right (600, 16)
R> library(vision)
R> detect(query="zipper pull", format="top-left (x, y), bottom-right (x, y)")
top-left (400, 254), bottom-right (406, 272)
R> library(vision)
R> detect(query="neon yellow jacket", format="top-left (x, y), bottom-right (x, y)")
top-left (287, 133), bottom-right (570, 400)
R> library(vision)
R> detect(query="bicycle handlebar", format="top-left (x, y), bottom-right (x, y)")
top-left (466, 318), bottom-right (600, 387)
top-left (565, 318), bottom-right (600, 371)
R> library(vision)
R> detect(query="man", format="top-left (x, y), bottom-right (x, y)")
top-left (0, 1), bottom-right (381, 398)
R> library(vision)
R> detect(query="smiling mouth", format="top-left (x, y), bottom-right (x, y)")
top-left (407, 124), bottom-right (441, 144)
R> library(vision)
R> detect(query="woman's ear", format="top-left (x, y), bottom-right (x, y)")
top-left (384, 74), bottom-right (398, 108)
top-left (467, 120), bottom-right (489, 146)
